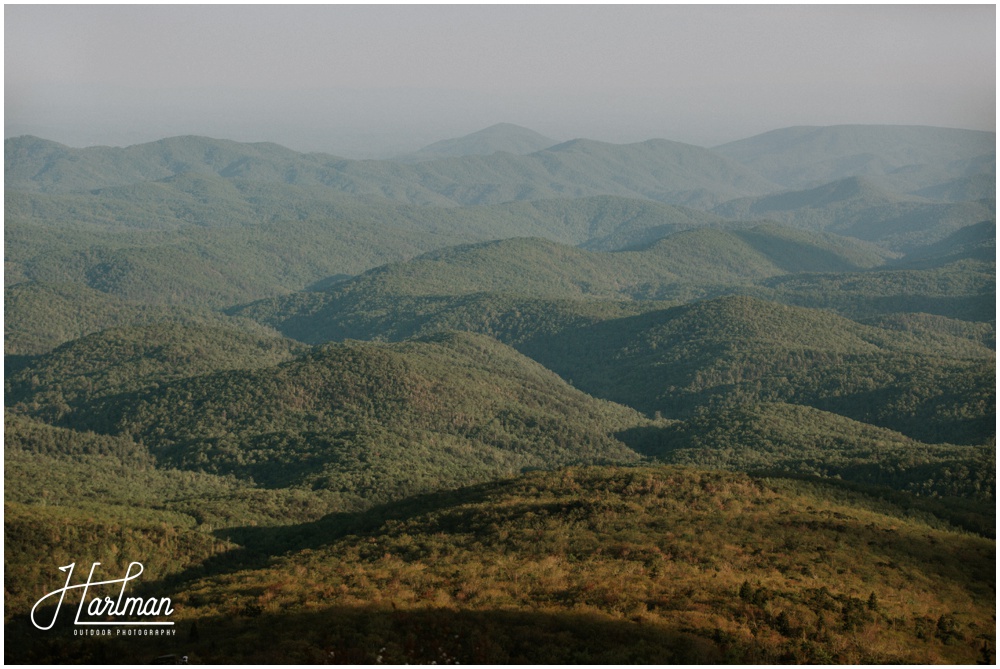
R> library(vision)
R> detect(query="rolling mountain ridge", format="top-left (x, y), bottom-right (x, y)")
top-left (4, 132), bottom-right (778, 208)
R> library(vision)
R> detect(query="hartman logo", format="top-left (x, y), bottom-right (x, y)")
top-left (31, 562), bottom-right (175, 632)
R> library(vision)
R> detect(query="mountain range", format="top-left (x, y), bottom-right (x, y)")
top-left (4, 122), bottom-right (995, 664)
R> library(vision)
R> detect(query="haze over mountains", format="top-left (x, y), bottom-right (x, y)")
top-left (5, 122), bottom-right (995, 663)
top-left (714, 125), bottom-right (995, 191)
top-left (10, 122), bottom-right (990, 196)
top-left (394, 122), bottom-right (559, 162)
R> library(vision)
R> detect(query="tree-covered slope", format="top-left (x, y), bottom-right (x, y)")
top-left (5, 181), bottom-right (475, 309)
top-left (230, 226), bottom-right (894, 346)
top-left (645, 224), bottom-right (894, 275)
top-left (504, 194), bottom-right (728, 251)
top-left (4, 414), bottom-right (333, 531)
top-left (713, 176), bottom-right (994, 250)
top-left (760, 257), bottom-right (995, 323)
top-left (276, 226), bottom-right (890, 303)
top-left (15, 126), bottom-right (991, 208)
top-left (505, 137), bottom-right (778, 208)
top-left (861, 311), bottom-right (995, 350)
top-left (3, 281), bottom-right (286, 356)
top-left (236, 270), bottom-right (994, 448)
top-left (891, 220), bottom-right (996, 269)
top-left (6, 323), bottom-right (305, 415)
top-left (233, 290), bottom-right (671, 348)
top-left (626, 401), bottom-right (994, 504)
top-left (521, 295), bottom-right (994, 445)
top-left (11, 466), bottom-right (991, 664)
top-left (8, 331), bottom-right (646, 506)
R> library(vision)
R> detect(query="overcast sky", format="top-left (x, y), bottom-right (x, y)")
top-left (5, 4), bottom-right (996, 156)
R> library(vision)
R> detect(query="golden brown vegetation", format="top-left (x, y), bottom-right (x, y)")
top-left (10, 467), bottom-right (992, 663)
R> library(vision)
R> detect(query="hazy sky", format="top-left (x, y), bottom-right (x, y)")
top-left (6, 4), bottom-right (996, 156)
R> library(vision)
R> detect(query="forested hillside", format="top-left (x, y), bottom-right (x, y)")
top-left (230, 226), bottom-right (897, 341)
top-left (8, 331), bottom-right (647, 505)
top-left (4, 281), bottom-right (242, 355)
top-left (4, 123), bottom-right (994, 665)
top-left (8, 468), bottom-right (994, 664)
top-left (521, 295), bottom-right (995, 444)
